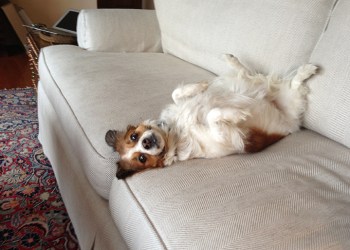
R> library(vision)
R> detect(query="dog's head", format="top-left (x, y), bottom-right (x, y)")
top-left (106, 121), bottom-right (168, 179)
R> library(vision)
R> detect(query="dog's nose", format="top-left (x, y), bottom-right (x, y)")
top-left (142, 135), bottom-right (157, 150)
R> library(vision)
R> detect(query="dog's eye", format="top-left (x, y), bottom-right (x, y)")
top-left (130, 133), bottom-right (138, 141)
top-left (138, 154), bottom-right (147, 163)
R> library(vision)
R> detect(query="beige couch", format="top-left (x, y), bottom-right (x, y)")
top-left (38, 0), bottom-right (350, 249)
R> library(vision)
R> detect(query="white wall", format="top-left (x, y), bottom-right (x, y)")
top-left (11, 0), bottom-right (96, 26)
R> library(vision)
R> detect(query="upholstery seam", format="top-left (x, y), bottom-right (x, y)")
top-left (124, 180), bottom-right (168, 250)
top-left (40, 49), bottom-right (114, 161)
top-left (308, 0), bottom-right (339, 61)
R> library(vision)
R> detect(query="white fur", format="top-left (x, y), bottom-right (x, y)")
top-left (135, 55), bottom-right (317, 166)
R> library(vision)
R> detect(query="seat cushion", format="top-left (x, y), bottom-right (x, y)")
top-left (110, 130), bottom-right (350, 249)
top-left (154, 0), bottom-right (335, 75)
top-left (38, 45), bottom-right (214, 198)
top-left (303, 0), bottom-right (350, 148)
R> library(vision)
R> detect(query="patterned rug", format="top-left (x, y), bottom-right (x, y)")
top-left (0, 88), bottom-right (79, 249)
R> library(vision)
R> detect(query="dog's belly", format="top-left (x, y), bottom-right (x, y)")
top-left (176, 127), bottom-right (241, 160)
top-left (173, 115), bottom-right (245, 161)
top-left (162, 91), bottom-right (248, 160)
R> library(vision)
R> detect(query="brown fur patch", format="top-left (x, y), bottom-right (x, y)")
top-left (244, 128), bottom-right (285, 153)
top-left (115, 124), bottom-right (151, 153)
top-left (116, 151), bottom-right (165, 179)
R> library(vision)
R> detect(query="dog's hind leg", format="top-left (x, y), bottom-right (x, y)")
top-left (225, 54), bottom-right (252, 77)
top-left (272, 64), bottom-right (318, 132)
top-left (291, 64), bottom-right (318, 90)
top-left (172, 81), bottom-right (209, 105)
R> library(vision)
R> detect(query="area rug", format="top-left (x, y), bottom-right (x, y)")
top-left (0, 88), bottom-right (79, 249)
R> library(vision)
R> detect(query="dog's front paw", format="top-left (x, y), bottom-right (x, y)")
top-left (172, 81), bottom-right (209, 104)
top-left (163, 153), bottom-right (178, 166)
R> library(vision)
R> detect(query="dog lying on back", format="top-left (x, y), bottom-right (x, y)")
top-left (106, 54), bottom-right (317, 179)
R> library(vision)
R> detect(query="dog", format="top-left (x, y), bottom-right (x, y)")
top-left (106, 54), bottom-right (317, 179)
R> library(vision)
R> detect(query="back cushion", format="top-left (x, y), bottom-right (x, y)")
top-left (304, 0), bottom-right (350, 148)
top-left (154, 0), bottom-right (335, 75)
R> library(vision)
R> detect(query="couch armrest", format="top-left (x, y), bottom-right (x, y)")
top-left (77, 9), bottom-right (162, 52)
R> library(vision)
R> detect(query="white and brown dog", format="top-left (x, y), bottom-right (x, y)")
top-left (106, 54), bottom-right (317, 179)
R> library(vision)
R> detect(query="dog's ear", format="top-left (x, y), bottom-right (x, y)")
top-left (105, 130), bottom-right (117, 148)
top-left (116, 161), bottom-right (137, 179)
top-left (105, 129), bottom-right (126, 150)
top-left (116, 167), bottom-right (136, 179)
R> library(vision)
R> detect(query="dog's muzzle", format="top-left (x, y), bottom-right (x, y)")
top-left (142, 134), bottom-right (158, 150)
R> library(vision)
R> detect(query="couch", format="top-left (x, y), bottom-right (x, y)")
top-left (37, 0), bottom-right (350, 249)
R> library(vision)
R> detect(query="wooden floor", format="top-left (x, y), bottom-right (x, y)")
top-left (0, 52), bottom-right (33, 89)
